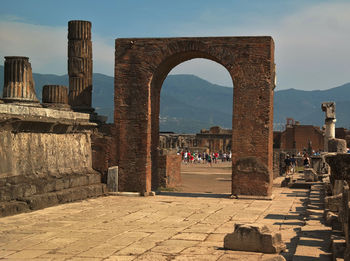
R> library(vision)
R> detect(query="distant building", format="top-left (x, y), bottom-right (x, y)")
top-left (196, 126), bottom-right (232, 152)
top-left (335, 127), bottom-right (350, 147)
top-left (159, 126), bottom-right (231, 152)
top-left (274, 118), bottom-right (324, 153)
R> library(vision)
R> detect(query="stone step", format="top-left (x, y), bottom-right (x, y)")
top-left (292, 185), bottom-right (332, 260)
top-left (0, 183), bottom-right (107, 217)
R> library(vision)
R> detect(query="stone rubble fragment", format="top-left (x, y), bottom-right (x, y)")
top-left (224, 223), bottom-right (286, 253)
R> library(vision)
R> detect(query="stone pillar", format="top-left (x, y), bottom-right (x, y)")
top-left (322, 102), bottom-right (336, 152)
top-left (42, 85), bottom-right (70, 110)
top-left (68, 20), bottom-right (93, 112)
top-left (42, 85), bottom-right (68, 104)
top-left (2, 56), bottom-right (39, 103)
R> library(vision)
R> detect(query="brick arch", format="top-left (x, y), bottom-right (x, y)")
top-left (114, 37), bottom-right (275, 197)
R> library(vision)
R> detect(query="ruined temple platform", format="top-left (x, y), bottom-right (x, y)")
top-left (0, 180), bottom-right (332, 260)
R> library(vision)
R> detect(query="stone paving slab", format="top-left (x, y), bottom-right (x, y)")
top-left (0, 183), bottom-right (332, 260)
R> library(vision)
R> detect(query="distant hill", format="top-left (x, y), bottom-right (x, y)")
top-left (274, 84), bottom-right (350, 129)
top-left (1, 65), bottom-right (350, 132)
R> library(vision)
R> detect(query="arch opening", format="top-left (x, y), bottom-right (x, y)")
top-left (150, 56), bottom-right (234, 193)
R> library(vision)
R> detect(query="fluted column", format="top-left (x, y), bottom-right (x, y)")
top-left (42, 85), bottom-right (68, 104)
top-left (2, 56), bottom-right (39, 103)
top-left (67, 20), bottom-right (93, 112)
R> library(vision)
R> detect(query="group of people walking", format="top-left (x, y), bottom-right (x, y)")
top-left (180, 151), bottom-right (232, 165)
top-left (284, 153), bottom-right (310, 174)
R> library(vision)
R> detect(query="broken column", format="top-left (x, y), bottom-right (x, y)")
top-left (2, 56), bottom-right (39, 104)
top-left (68, 20), bottom-right (93, 113)
top-left (42, 85), bottom-right (70, 110)
top-left (322, 102), bottom-right (336, 152)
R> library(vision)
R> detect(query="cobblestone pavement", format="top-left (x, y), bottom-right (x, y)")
top-left (0, 179), bottom-right (331, 260)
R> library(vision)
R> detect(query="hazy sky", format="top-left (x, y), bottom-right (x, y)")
top-left (1, 0), bottom-right (349, 90)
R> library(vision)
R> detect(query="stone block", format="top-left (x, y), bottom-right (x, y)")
top-left (333, 180), bottom-right (344, 195)
top-left (232, 157), bottom-right (272, 197)
top-left (325, 154), bottom-right (350, 187)
top-left (0, 201), bottom-right (29, 217)
top-left (325, 194), bottom-right (342, 212)
top-left (303, 168), bottom-right (318, 182)
top-left (87, 173), bottom-right (101, 185)
top-left (328, 138), bottom-right (347, 153)
top-left (224, 223), bottom-right (286, 253)
top-left (324, 210), bottom-right (338, 227)
top-left (26, 193), bottom-right (59, 210)
top-left (107, 166), bottom-right (118, 192)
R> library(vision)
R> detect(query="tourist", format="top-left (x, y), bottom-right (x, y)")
top-left (303, 154), bottom-right (310, 168)
top-left (207, 153), bottom-right (212, 167)
top-left (183, 151), bottom-right (188, 163)
top-left (290, 154), bottom-right (297, 173)
top-left (284, 155), bottom-right (291, 174)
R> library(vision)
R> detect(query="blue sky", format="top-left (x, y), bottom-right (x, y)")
top-left (1, 0), bottom-right (350, 90)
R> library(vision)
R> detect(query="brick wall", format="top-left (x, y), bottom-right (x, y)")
top-left (158, 155), bottom-right (182, 188)
top-left (91, 124), bottom-right (118, 184)
top-left (280, 125), bottom-right (324, 152)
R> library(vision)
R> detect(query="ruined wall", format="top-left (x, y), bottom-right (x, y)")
top-left (91, 124), bottom-right (117, 184)
top-left (280, 125), bottom-right (324, 152)
top-left (336, 127), bottom-right (350, 147)
top-left (0, 132), bottom-right (92, 178)
top-left (158, 154), bottom-right (182, 188)
top-left (273, 150), bottom-right (281, 178)
top-left (0, 104), bottom-right (105, 216)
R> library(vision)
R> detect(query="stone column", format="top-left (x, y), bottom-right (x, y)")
top-left (322, 102), bottom-right (336, 152)
top-left (68, 20), bottom-right (93, 112)
top-left (42, 85), bottom-right (70, 110)
top-left (2, 56), bottom-right (39, 103)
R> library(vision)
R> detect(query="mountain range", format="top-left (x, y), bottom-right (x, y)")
top-left (0, 65), bottom-right (350, 133)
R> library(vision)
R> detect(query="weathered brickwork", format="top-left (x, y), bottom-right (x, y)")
top-left (158, 154), bottom-right (182, 188)
top-left (279, 125), bottom-right (324, 152)
top-left (91, 124), bottom-right (117, 184)
top-left (114, 37), bottom-right (275, 196)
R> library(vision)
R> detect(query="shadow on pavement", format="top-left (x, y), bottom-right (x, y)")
top-left (156, 191), bottom-right (231, 198)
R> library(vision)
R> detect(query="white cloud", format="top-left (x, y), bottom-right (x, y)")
top-left (170, 59), bottom-right (233, 87)
top-left (2, 2), bottom-right (350, 91)
top-left (0, 20), bottom-right (114, 76)
top-left (273, 2), bottom-right (350, 90)
top-left (170, 2), bottom-right (350, 91)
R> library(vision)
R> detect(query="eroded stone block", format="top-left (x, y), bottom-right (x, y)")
top-left (328, 138), bottom-right (347, 153)
top-left (224, 223), bottom-right (286, 253)
top-left (232, 157), bottom-right (272, 197)
top-left (304, 168), bottom-right (317, 182)
top-left (107, 166), bottom-right (118, 192)
top-left (325, 194), bottom-right (342, 212)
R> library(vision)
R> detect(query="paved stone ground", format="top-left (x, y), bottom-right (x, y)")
top-left (0, 178), bottom-right (332, 260)
top-left (179, 162), bottom-right (231, 194)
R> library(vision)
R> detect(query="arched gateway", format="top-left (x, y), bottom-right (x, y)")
top-left (114, 37), bottom-right (275, 197)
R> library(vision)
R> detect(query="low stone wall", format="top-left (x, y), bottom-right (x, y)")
top-left (158, 154), bottom-right (182, 188)
top-left (0, 104), bottom-right (106, 216)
